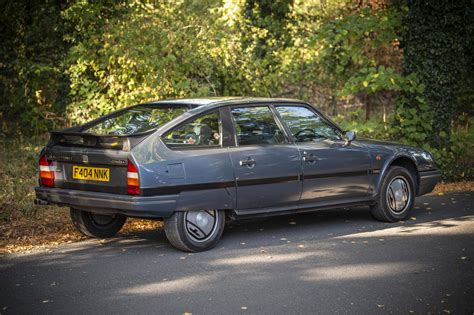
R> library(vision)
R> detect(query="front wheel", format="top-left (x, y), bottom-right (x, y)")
top-left (370, 166), bottom-right (415, 222)
top-left (70, 208), bottom-right (126, 238)
top-left (164, 210), bottom-right (225, 252)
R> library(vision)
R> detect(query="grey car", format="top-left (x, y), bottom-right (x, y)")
top-left (35, 97), bottom-right (441, 252)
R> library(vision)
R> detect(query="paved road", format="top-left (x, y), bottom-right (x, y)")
top-left (1, 191), bottom-right (473, 314)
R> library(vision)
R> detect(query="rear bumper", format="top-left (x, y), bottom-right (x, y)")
top-left (417, 169), bottom-right (442, 196)
top-left (34, 187), bottom-right (177, 218)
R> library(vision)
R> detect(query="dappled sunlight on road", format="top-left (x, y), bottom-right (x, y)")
top-left (210, 251), bottom-right (329, 266)
top-left (301, 262), bottom-right (422, 281)
top-left (335, 215), bottom-right (474, 239)
top-left (122, 274), bottom-right (218, 296)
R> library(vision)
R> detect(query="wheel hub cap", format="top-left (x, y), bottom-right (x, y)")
top-left (185, 210), bottom-right (218, 242)
top-left (386, 177), bottom-right (410, 213)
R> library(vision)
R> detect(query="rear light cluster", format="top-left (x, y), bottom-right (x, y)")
top-left (39, 155), bottom-right (54, 187)
top-left (127, 159), bottom-right (140, 195)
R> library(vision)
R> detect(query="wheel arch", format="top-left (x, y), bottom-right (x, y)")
top-left (376, 155), bottom-right (419, 196)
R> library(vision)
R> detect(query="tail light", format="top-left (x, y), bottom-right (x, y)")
top-left (39, 155), bottom-right (54, 187)
top-left (127, 159), bottom-right (140, 195)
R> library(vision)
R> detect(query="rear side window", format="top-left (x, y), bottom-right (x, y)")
top-left (231, 106), bottom-right (287, 145)
top-left (162, 111), bottom-right (221, 148)
top-left (83, 105), bottom-right (189, 136)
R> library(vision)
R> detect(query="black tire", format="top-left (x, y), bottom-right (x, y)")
top-left (370, 166), bottom-right (416, 222)
top-left (164, 210), bottom-right (225, 252)
top-left (70, 208), bottom-right (126, 238)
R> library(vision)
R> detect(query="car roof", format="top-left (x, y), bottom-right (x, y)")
top-left (144, 97), bottom-right (307, 108)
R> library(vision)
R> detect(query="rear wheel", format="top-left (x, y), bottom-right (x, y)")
top-left (164, 210), bottom-right (225, 252)
top-left (70, 208), bottom-right (126, 238)
top-left (370, 166), bottom-right (415, 222)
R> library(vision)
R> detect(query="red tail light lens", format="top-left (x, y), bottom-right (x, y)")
top-left (127, 159), bottom-right (140, 195)
top-left (39, 155), bottom-right (55, 187)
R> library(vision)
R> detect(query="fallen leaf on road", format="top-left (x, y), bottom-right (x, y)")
top-left (280, 238), bottom-right (287, 241)
top-left (410, 217), bottom-right (416, 221)
top-left (298, 245), bottom-right (305, 248)
top-left (461, 256), bottom-right (467, 260)
top-left (42, 300), bottom-right (50, 304)
top-left (376, 304), bottom-right (384, 308)
top-left (241, 306), bottom-right (248, 310)
top-left (289, 221), bottom-right (296, 225)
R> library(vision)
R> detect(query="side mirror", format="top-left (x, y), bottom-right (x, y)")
top-left (343, 130), bottom-right (356, 146)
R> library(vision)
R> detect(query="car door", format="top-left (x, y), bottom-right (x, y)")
top-left (275, 105), bottom-right (371, 205)
top-left (227, 105), bottom-right (302, 212)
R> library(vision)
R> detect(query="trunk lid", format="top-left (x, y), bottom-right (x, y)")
top-left (45, 133), bottom-right (147, 195)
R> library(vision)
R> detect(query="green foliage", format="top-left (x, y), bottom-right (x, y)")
top-left (336, 114), bottom-right (391, 140)
top-left (0, 1), bottom-right (70, 135)
top-left (242, 0), bottom-right (294, 59)
top-left (399, 0), bottom-right (473, 148)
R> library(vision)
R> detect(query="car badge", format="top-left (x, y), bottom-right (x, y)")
top-left (82, 155), bottom-right (89, 163)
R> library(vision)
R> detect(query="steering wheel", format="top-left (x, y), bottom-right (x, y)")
top-left (294, 129), bottom-right (317, 141)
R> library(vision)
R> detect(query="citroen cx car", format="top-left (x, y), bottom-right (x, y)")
top-left (35, 97), bottom-right (441, 252)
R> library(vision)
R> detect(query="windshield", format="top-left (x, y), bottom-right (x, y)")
top-left (82, 105), bottom-right (190, 136)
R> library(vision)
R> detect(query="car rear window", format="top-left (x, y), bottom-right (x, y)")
top-left (82, 105), bottom-right (190, 136)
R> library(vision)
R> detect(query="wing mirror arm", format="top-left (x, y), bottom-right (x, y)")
top-left (343, 130), bottom-right (356, 146)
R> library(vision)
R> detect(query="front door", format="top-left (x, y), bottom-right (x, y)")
top-left (275, 105), bottom-right (371, 205)
top-left (227, 106), bottom-right (302, 211)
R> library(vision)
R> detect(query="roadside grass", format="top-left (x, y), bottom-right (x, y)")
top-left (0, 135), bottom-right (472, 254)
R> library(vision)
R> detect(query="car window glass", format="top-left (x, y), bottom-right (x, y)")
top-left (83, 105), bottom-right (189, 135)
top-left (162, 111), bottom-right (221, 148)
top-left (231, 106), bottom-right (287, 145)
top-left (276, 106), bottom-right (341, 142)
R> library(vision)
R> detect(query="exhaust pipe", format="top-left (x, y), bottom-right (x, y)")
top-left (34, 198), bottom-right (49, 206)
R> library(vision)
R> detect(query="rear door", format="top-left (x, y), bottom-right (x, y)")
top-left (275, 105), bottom-right (371, 205)
top-left (227, 105), bottom-right (302, 211)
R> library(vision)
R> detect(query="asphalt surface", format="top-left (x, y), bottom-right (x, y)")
top-left (1, 191), bottom-right (473, 314)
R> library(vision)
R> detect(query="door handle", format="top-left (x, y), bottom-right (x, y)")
top-left (239, 158), bottom-right (256, 168)
top-left (302, 156), bottom-right (318, 162)
top-left (302, 154), bottom-right (318, 164)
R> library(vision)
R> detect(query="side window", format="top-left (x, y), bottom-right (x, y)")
top-left (162, 111), bottom-right (221, 148)
top-left (276, 106), bottom-right (341, 142)
top-left (231, 106), bottom-right (287, 145)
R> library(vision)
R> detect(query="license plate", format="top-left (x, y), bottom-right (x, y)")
top-left (72, 166), bottom-right (110, 182)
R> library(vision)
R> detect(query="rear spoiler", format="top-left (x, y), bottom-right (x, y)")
top-left (49, 131), bottom-right (152, 151)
